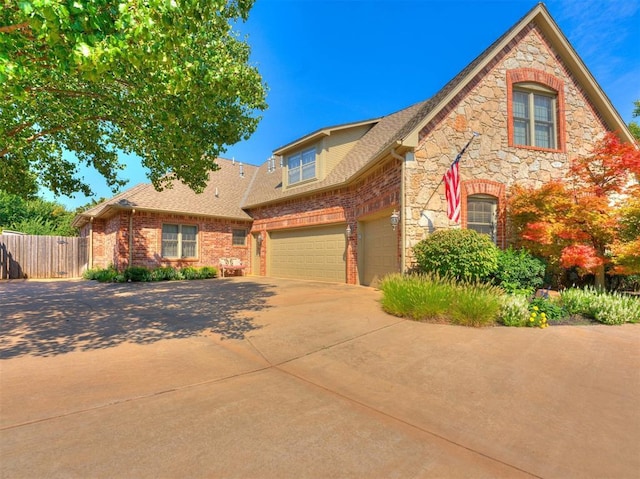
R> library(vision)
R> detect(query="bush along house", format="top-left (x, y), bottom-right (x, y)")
top-left (73, 4), bottom-right (636, 286)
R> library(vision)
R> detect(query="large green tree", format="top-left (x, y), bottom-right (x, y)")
top-left (1, 0), bottom-right (267, 199)
top-left (0, 190), bottom-right (76, 235)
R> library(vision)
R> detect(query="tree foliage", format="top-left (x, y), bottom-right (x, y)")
top-left (629, 100), bottom-right (640, 141)
top-left (0, 190), bottom-right (77, 235)
top-left (508, 132), bottom-right (640, 286)
top-left (1, 0), bottom-right (267, 198)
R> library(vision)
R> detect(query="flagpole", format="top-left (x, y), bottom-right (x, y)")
top-left (422, 132), bottom-right (480, 209)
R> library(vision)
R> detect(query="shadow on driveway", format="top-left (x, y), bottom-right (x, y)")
top-left (0, 279), bottom-right (275, 359)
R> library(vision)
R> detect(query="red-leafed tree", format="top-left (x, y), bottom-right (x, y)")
top-left (508, 132), bottom-right (640, 288)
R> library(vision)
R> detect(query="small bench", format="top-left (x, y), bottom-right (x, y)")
top-left (219, 257), bottom-right (247, 277)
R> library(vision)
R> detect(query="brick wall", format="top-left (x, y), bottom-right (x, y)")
top-left (249, 157), bottom-right (402, 284)
top-left (87, 211), bottom-right (251, 272)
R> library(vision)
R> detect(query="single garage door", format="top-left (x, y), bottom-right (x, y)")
top-left (269, 224), bottom-right (347, 282)
top-left (361, 213), bottom-right (398, 286)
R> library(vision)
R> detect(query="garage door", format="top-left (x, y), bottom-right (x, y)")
top-left (361, 214), bottom-right (399, 286)
top-left (269, 225), bottom-right (346, 282)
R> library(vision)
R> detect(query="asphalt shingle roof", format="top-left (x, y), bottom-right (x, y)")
top-left (73, 158), bottom-right (256, 227)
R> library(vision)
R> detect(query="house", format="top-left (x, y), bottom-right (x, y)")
top-left (72, 4), bottom-right (635, 286)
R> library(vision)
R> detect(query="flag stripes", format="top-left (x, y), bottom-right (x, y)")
top-left (444, 158), bottom-right (461, 223)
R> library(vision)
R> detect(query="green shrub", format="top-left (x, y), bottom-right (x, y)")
top-left (449, 281), bottom-right (503, 327)
top-left (413, 229), bottom-right (499, 281)
top-left (561, 287), bottom-right (640, 325)
top-left (493, 247), bottom-right (546, 294)
top-left (94, 267), bottom-right (119, 283)
top-left (150, 266), bottom-right (180, 281)
top-left (560, 288), bottom-right (592, 316)
top-left (198, 266), bottom-right (218, 278)
top-left (124, 266), bottom-right (151, 282)
top-left (180, 266), bottom-right (200, 280)
top-left (498, 294), bottom-right (530, 327)
top-left (83, 268), bottom-right (102, 280)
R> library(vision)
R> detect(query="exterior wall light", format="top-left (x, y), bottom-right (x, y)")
top-left (390, 210), bottom-right (400, 230)
top-left (256, 232), bottom-right (264, 246)
top-left (346, 225), bottom-right (352, 237)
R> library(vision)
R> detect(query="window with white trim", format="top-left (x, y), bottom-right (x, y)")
top-left (287, 147), bottom-right (316, 185)
top-left (513, 84), bottom-right (558, 149)
top-left (467, 195), bottom-right (497, 244)
top-left (232, 228), bottom-right (247, 246)
top-left (162, 224), bottom-right (198, 258)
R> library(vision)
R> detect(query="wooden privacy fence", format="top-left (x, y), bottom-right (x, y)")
top-left (0, 234), bottom-right (89, 279)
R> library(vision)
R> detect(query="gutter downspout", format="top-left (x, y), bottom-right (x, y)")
top-left (390, 148), bottom-right (407, 274)
top-left (89, 217), bottom-right (94, 269)
top-left (129, 209), bottom-right (135, 267)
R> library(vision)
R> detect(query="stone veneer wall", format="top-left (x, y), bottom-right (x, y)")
top-left (403, 23), bottom-right (609, 269)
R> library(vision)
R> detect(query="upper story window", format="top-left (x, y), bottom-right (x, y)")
top-left (287, 147), bottom-right (316, 185)
top-left (507, 70), bottom-right (565, 152)
top-left (162, 224), bottom-right (198, 258)
top-left (513, 85), bottom-right (557, 149)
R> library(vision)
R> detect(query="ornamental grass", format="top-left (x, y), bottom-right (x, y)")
top-left (379, 273), bottom-right (502, 327)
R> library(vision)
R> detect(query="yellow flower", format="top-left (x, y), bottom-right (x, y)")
top-left (531, 312), bottom-right (537, 317)
top-left (533, 306), bottom-right (539, 311)
top-left (529, 317), bottom-right (534, 322)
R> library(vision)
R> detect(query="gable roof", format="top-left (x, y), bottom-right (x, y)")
top-left (394, 2), bottom-right (634, 148)
top-left (72, 158), bottom-right (256, 227)
top-left (273, 117), bottom-right (381, 155)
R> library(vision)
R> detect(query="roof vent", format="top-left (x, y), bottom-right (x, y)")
top-left (239, 163), bottom-right (244, 178)
top-left (214, 187), bottom-right (219, 198)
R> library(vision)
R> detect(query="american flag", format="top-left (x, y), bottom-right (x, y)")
top-left (443, 133), bottom-right (478, 223)
top-left (443, 156), bottom-right (461, 223)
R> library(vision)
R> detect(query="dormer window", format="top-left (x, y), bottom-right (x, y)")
top-left (287, 147), bottom-right (316, 185)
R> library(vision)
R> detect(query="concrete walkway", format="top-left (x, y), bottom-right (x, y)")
top-left (1, 277), bottom-right (639, 478)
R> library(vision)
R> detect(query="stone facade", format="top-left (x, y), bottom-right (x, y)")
top-left (403, 23), bottom-right (609, 268)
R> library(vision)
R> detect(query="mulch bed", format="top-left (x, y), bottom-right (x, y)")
top-left (549, 314), bottom-right (600, 326)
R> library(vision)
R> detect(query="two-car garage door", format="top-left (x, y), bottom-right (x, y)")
top-left (269, 225), bottom-right (346, 283)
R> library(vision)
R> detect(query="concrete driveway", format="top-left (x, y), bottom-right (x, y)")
top-left (1, 277), bottom-right (639, 478)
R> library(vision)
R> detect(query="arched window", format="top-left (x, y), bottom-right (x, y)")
top-left (461, 180), bottom-right (505, 248)
top-left (513, 83), bottom-right (558, 149)
top-left (467, 194), bottom-right (498, 244)
top-left (507, 69), bottom-right (565, 152)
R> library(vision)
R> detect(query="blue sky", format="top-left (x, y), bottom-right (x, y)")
top-left (47, 0), bottom-right (640, 210)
